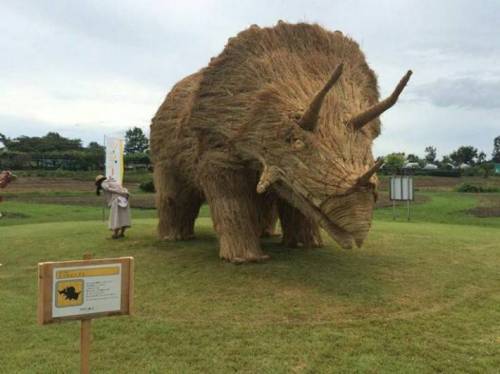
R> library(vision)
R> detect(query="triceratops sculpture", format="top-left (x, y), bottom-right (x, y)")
top-left (150, 22), bottom-right (411, 263)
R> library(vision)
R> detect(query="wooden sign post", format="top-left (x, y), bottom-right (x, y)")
top-left (38, 255), bottom-right (134, 373)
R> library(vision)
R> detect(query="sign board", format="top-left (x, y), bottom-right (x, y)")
top-left (105, 137), bottom-right (125, 185)
top-left (390, 176), bottom-right (414, 201)
top-left (38, 257), bottom-right (133, 324)
top-left (495, 163), bottom-right (500, 175)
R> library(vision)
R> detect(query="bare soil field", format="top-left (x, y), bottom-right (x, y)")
top-left (379, 175), bottom-right (500, 191)
top-left (467, 194), bottom-right (500, 217)
top-left (3, 176), bottom-right (433, 210)
top-left (4, 176), bottom-right (140, 193)
top-left (2, 176), bottom-right (155, 208)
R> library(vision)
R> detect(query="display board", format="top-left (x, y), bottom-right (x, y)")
top-left (38, 257), bottom-right (133, 324)
top-left (389, 176), bottom-right (414, 201)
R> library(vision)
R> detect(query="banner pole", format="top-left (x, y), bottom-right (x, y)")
top-left (102, 135), bottom-right (106, 222)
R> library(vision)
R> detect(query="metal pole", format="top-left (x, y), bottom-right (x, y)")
top-left (102, 135), bottom-right (106, 222)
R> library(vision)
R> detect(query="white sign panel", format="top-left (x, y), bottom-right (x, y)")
top-left (390, 176), bottom-right (414, 201)
top-left (52, 263), bottom-right (122, 318)
top-left (105, 137), bottom-right (124, 185)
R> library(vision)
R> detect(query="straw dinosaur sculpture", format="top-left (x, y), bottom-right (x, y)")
top-left (150, 22), bottom-right (411, 263)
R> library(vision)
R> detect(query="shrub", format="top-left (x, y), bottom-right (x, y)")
top-left (139, 179), bottom-right (155, 193)
top-left (413, 169), bottom-right (461, 177)
top-left (456, 183), bottom-right (500, 193)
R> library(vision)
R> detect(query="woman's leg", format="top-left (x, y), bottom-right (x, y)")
top-left (112, 228), bottom-right (120, 239)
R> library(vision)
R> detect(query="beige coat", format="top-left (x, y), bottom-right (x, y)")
top-left (101, 178), bottom-right (131, 230)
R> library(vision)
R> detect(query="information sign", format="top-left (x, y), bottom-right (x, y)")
top-left (38, 257), bottom-right (133, 324)
top-left (390, 176), bottom-right (414, 201)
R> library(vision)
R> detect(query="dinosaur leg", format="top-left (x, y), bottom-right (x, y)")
top-left (277, 199), bottom-right (323, 248)
top-left (257, 192), bottom-right (279, 238)
top-left (155, 162), bottom-right (203, 240)
top-left (201, 169), bottom-right (269, 263)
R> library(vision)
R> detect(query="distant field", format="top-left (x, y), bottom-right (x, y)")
top-left (1, 175), bottom-right (499, 227)
top-left (378, 174), bottom-right (500, 191)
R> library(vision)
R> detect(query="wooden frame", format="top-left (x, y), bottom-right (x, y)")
top-left (38, 257), bottom-right (134, 325)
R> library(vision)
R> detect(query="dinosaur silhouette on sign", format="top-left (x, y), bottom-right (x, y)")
top-left (59, 286), bottom-right (81, 301)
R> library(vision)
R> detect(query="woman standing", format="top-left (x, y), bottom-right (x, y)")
top-left (0, 171), bottom-right (16, 218)
top-left (95, 175), bottom-right (131, 239)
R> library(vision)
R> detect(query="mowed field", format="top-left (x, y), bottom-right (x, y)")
top-left (1, 174), bottom-right (500, 373)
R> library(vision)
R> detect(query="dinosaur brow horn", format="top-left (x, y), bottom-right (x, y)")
top-left (347, 70), bottom-right (412, 131)
top-left (298, 63), bottom-right (343, 132)
top-left (357, 158), bottom-right (384, 185)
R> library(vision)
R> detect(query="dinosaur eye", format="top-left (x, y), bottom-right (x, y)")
top-left (292, 139), bottom-right (305, 150)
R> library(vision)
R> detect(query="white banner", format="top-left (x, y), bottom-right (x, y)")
top-left (105, 137), bottom-right (124, 185)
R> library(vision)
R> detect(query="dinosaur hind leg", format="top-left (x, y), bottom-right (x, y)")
top-left (155, 162), bottom-right (203, 241)
top-left (277, 199), bottom-right (323, 248)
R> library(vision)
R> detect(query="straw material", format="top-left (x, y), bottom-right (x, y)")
top-left (151, 22), bottom-right (406, 262)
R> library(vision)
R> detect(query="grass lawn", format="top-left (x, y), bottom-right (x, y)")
top-left (1, 216), bottom-right (500, 372)
top-left (1, 175), bottom-right (499, 372)
top-left (375, 191), bottom-right (500, 228)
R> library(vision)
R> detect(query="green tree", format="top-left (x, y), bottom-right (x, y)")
top-left (424, 146), bottom-right (437, 163)
top-left (440, 155), bottom-right (454, 169)
top-left (87, 141), bottom-right (105, 153)
top-left (125, 127), bottom-right (149, 154)
top-left (449, 146), bottom-right (478, 166)
top-left (384, 153), bottom-right (405, 173)
top-left (477, 151), bottom-right (487, 164)
top-left (406, 154), bottom-right (420, 163)
top-left (0, 132), bottom-right (82, 153)
top-left (0, 133), bottom-right (6, 148)
top-left (493, 136), bottom-right (500, 163)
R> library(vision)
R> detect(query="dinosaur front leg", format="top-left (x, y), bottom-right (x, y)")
top-left (277, 199), bottom-right (323, 248)
top-left (201, 169), bottom-right (269, 263)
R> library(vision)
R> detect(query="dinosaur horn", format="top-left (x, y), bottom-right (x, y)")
top-left (347, 70), bottom-right (412, 131)
top-left (298, 63), bottom-right (343, 131)
top-left (357, 158), bottom-right (384, 185)
top-left (256, 165), bottom-right (280, 194)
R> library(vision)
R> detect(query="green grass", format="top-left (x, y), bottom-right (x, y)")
top-left (1, 216), bottom-right (500, 373)
top-left (0, 201), bottom-right (153, 226)
top-left (0, 202), bottom-right (210, 227)
top-left (376, 192), bottom-right (500, 227)
top-left (1, 177), bottom-right (500, 372)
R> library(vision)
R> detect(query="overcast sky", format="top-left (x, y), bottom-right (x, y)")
top-left (1, 0), bottom-right (499, 158)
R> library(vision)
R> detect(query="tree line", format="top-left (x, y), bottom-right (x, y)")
top-left (1, 129), bottom-right (499, 176)
top-left (383, 136), bottom-right (500, 176)
top-left (0, 127), bottom-right (150, 170)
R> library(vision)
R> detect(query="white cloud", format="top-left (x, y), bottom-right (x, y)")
top-left (1, 0), bottom-right (499, 156)
top-left (0, 76), bottom-right (163, 130)
top-left (413, 77), bottom-right (500, 109)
